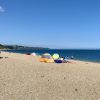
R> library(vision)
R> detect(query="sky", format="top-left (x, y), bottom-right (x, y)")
top-left (0, 0), bottom-right (100, 49)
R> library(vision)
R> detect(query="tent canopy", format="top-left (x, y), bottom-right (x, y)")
top-left (41, 53), bottom-right (52, 59)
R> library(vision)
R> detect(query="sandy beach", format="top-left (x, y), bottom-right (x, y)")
top-left (0, 52), bottom-right (100, 100)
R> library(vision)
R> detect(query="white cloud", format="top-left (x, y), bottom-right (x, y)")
top-left (0, 6), bottom-right (5, 12)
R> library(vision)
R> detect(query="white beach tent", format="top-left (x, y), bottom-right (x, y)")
top-left (31, 52), bottom-right (36, 56)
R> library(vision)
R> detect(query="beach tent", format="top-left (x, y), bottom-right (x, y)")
top-left (39, 53), bottom-right (54, 63)
top-left (52, 53), bottom-right (59, 60)
top-left (42, 53), bottom-right (52, 58)
top-left (31, 52), bottom-right (36, 56)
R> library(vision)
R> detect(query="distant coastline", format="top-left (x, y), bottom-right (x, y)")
top-left (0, 44), bottom-right (50, 50)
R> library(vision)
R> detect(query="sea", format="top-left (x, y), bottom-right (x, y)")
top-left (2, 49), bottom-right (100, 63)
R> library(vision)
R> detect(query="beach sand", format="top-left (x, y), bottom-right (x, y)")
top-left (0, 52), bottom-right (100, 100)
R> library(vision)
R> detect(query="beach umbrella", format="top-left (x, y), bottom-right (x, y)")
top-left (52, 53), bottom-right (59, 59)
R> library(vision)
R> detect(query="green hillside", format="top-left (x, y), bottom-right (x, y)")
top-left (0, 44), bottom-right (50, 50)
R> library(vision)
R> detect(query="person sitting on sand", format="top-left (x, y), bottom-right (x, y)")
top-left (70, 56), bottom-right (74, 59)
top-left (59, 56), bottom-right (64, 61)
top-left (63, 57), bottom-right (72, 63)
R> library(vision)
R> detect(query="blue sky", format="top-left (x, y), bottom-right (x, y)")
top-left (0, 0), bottom-right (100, 49)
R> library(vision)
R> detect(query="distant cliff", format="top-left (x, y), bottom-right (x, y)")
top-left (0, 44), bottom-right (50, 50)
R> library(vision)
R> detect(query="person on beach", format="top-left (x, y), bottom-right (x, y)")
top-left (71, 56), bottom-right (74, 59)
top-left (62, 56), bottom-right (73, 63)
top-left (58, 56), bottom-right (64, 61)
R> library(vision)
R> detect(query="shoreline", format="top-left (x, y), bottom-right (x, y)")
top-left (1, 51), bottom-right (100, 67)
top-left (1, 50), bottom-right (100, 64)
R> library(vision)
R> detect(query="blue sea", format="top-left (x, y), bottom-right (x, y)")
top-left (2, 49), bottom-right (100, 63)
